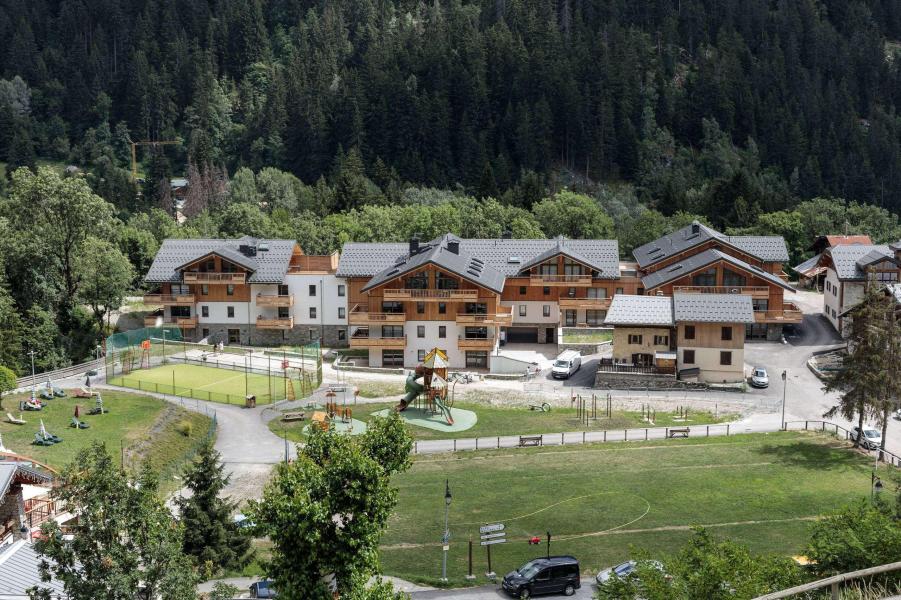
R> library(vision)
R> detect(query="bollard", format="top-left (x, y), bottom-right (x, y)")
top-left (582, 431), bottom-right (586, 444)
top-left (726, 424), bottom-right (730, 436)
top-left (475, 438), bottom-right (478, 450)
top-left (603, 430), bottom-right (607, 442)
top-left (561, 433), bottom-right (565, 445)
top-left (645, 428), bottom-right (648, 441)
top-left (706, 425), bottom-right (709, 437)
top-left (497, 436), bottom-right (500, 448)
top-left (414, 441), bottom-right (418, 454)
top-left (454, 439), bottom-right (457, 451)
top-left (624, 429), bottom-right (627, 442)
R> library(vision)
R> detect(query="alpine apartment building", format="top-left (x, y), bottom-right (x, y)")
top-left (143, 237), bottom-right (348, 346)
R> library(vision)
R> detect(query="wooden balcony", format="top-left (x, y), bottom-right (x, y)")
top-left (183, 272), bottom-right (246, 285)
top-left (144, 315), bottom-right (198, 328)
top-left (142, 293), bottom-right (195, 306)
top-left (530, 274), bottom-right (593, 286)
top-left (456, 311), bottom-right (512, 325)
top-left (383, 289), bottom-right (479, 301)
top-left (673, 285), bottom-right (770, 298)
top-left (457, 336), bottom-right (496, 350)
top-left (348, 305), bottom-right (406, 325)
top-left (256, 294), bottom-right (294, 308)
top-left (557, 297), bottom-right (612, 310)
top-left (754, 302), bottom-right (803, 324)
top-left (256, 316), bottom-right (294, 330)
top-left (349, 333), bottom-right (406, 348)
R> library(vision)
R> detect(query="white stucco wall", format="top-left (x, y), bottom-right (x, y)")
top-left (501, 301), bottom-right (560, 324)
top-left (283, 274), bottom-right (348, 326)
top-left (678, 347), bottom-right (745, 383)
top-left (193, 301), bottom-right (251, 324)
top-left (823, 268), bottom-right (842, 332)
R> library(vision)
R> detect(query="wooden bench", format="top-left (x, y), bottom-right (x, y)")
top-left (667, 427), bottom-right (690, 438)
top-left (519, 435), bottom-right (543, 447)
top-left (281, 411), bottom-right (305, 422)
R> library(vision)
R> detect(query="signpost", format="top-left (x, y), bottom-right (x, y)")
top-left (479, 523), bottom-right (506, 579)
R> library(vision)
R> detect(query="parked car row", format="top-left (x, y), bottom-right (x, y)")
top-left (501, 555), bottom-right (669, 598)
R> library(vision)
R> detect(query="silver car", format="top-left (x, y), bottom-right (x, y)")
top-left (596, 560), bottom-right (664, 584)
top-left (850, 427), bottom-right (882, 450)
top-left (750, 367), bottom-right (769, 388)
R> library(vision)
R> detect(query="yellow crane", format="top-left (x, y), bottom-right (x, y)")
top-left (129, 139), bottom-right (180, 181)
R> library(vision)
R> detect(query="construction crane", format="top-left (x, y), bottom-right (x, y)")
top-left (129, 139), bottom-right (180, 181)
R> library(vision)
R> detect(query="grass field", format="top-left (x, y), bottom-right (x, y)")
top-left (269, 401), bottom-right (732, 442)
top-left (109, 363), bottom-right (290, 405)
top-left (379, 432), bottom-right (876, 587)
top-left (0, 390), bottom-right (212, 490)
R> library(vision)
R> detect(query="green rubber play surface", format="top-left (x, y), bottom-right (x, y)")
top-left (370, 406), bottom-right (477, 432)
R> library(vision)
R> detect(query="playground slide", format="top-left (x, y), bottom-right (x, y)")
top-left (397, 372), bottom-right (424, 410)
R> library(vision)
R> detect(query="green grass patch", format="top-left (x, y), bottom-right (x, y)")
top-left (269, 401), bottom-right (732, 442)
top-left (380, 432), bottom-right (874, 587)
top-left (109, 363), bottom-right (291, 405)
top-left (561, 329), bottom-right (613, 344)
top-left (0, 390), bottom-right (212, 487)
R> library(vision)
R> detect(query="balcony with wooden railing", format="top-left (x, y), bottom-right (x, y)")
top-left (256, 316), bottom-right (294, 330)
top-left (457, 336), bottom-right (497, 350)
top-left (529, 274), bottom-right (593, 286)
top-left (142, 293), bottom-right (195, 306)
top-left (557, 297), bottom-right (612, 310)
top-left (183, 272), bottom-right (246, 285)
top-left (456, 307), bottom-right (513, 325)
top-left (144, 314), bottom-right (198, 328)
top-left (673, 285), bottom-right (770, 298)
top-left (383, 288), bottom-right (480, 301)
top-left (348, 305), bottom-right (406, 325)
top-left (754, 302), bottom-right (803, 324)
top-left (349, 329), bottom-right (406, 348)
top-left (256, 293), bottom-right (294, 308)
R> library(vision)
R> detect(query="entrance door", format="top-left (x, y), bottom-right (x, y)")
top-left (228, 329), bottom-right (241, 344)
top-left (631, 353), bottom-right (653, 366)
top-left (545, 328), bottom-right (556, 343)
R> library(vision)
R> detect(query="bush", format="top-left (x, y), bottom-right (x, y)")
top-left (175, 420), bottom-right (193, 437)
top-left (0, 365), bottom-right (17, 409)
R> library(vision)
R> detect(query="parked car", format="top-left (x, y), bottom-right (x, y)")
top-left (551, 351), bottom-right (582, 379)
top-left (249, 580), bottom-right (277, 598)
top-left (595, 560), bottom-right (665, 585)
top-left (850, 427), bottom-right (882, 450)
top-left (750, 367), bottom-right (769, 388)
top-left (893, 408), bottom-right (901, 421)
top-left (502, 556), bottom-right (580, 598)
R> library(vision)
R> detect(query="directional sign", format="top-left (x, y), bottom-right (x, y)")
top-left (480, 538), bottom-right (507, 546)
top-left (479, 532), bottom-right (505, 540)
top-left (479, 523), bottom-right (505, 534)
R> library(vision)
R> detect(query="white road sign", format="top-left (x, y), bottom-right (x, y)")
top-left (479, 523), bottom-right (505, 534)
top-left (480, 538), bottom-right (507, 546)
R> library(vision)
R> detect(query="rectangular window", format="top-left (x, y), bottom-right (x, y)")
top-left (382, 350), bottom-right (404, 367)
top-left (310, 329), bottom-right (319, 340)
top-left (721, 326), bottom-right (732, 341)
top-left (278, 284), bottom-right (289, 296)
top-left (417, 302), bottom-right (425, 314)
top-left (654, 335), bottom-right (668, 346)
top-left (586, 310), bottom-right (605, 326)
top-left (309, 307), bottom-right (317, 318)
top-left (628, 334), bottom-right (643, 344)
top-left (201, 306), bottom-right (209, 318)
top-left (417, 349), bottom-right (426, 362)
top-left (338, 307), bottom-right (346, 319)
top-left (438, 326), bottom-right (446, 338)
top-left (637, 288), bottom-right (644, 295)
top-left (202, 328), bottom-right (210, 338)
top-left (465, 351), bottom-right (488, 368)
top-left (683, 349), bottom-right (695, 364)
top-left (684, 325), bottom-right (695, 340)
top-left (616, 287), bottom-right (623, 295)
top-left (567, 287), bottom-right (576, 298)
top-left (543, 286), bottom-right (550, 295)
top-left (226, 284), bottom-right (235, 296)
top-left (438, 302), bottom-right (447, 314)
top-left (227, 329), bottom-right (240, 343)
top-left (417, 325), bottom-right (425, 338)
top-left (227, 306), bottom-right (235, 318)
top-left (382, 301), bottom-right (404, 313)
top-left (543, 305), bottom-right (551, 317)
top-left (464, 326), bottom-right (488, 339)
top-left (201, 284), bottom-right (209, 296)
top-left (519, 305), bottom-right (527, 317)
top-left (278, 307), bottom-right (290, 318)
top-left (587, 287), bottom-right (608, 299)
top-left (338, 284), bottom-right (345, 297)
top-left (170, 305), bottom-right (191, 317)
top-left (464, 302), bottom-right (488, 315)
top-left (720, 351), bottom-right (732, 365)
top-left (692, 268), bottom-right (717, 287)
top-left (337, 329), bottom-right (346, 341)
top-left (309, 284), bottom-right (317, 296)
top-left (564, 310), bottom-right (577, 326)
top-left (381, 325), bottom-right (403, 337)
top-left (519, 286), bottom-right (527, 295)
top-left (723, 268), bottom-right (746, 288)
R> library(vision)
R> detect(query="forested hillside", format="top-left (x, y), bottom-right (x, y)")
top-left (1, 0), bottom-right (901, 372)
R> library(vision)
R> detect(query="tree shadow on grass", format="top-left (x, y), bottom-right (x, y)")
top-left (754, 440), bottom-right (864, 470)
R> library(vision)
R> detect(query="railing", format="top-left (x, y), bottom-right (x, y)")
top-left (255, 294), bottom-right (294, 307)
top-left (784, 420), bottom-right (901, 466)
top-left (24, 494), bottom-right (64, 530)
top-left (456, 312), bottom-right (512, 324)
top-left (753, 560), bottom-right (901, 600)
top-left (256, 316), bottom-right (294, 329)
top-left (457, 336), bottom-right (496, 349)
top-left (530, 274), bottom-right (593, 286)
top-left (348, 305), bottom-right (406, 324)
top-left (144, 315), bottom-right (197, 328)
top-left (597, 359), bottom-right (675, 375)
top-left (673, 285), bottom-right (770, 295)
top-left (183, 272), bottom-right (246, 284)
top-left (349, 334), bottom-right (406, 348)
top-left (557, 297), bottom-right (611, 309)
top-left (142, 293), bottom-right (195, 305)
top-left (383, 289), bottom-right (479, 301)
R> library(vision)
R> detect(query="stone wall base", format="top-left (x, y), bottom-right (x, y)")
top-left (188, 324), bottom-right (348, 348)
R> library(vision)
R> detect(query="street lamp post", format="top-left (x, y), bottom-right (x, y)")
top-left (441, 480), bottom-right (452, 582)
top-left (780, 370), bottom-right (787, 431)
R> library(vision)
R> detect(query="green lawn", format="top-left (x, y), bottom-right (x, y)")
top-left (268, 401), bottom-right (732, 442)
top-left (109, 363), bottom-right (291, 405)
top-left (0, 390), bottom-right (212, 485)
top-left (380, 432), bottom-right (874, 587)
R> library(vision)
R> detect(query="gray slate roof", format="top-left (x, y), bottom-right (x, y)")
top-left (673, 293), bottom-right (756, 324)
top-left (0, 540), bottom-right (66, 598)
top-left (604, 295), bottom-right (674, 327)
top-left (145, 237), bottom-right (297, 284)
top-left (632, 221), bottom-right (789, 268)
top-left (827, 244), bottom-right (894, 281)
top-left (339, 235), bottom-right (620, 285)
top-left (640, 248), bottom-right (795, 293)
top-left (792, 253), bottom-right (823, 276)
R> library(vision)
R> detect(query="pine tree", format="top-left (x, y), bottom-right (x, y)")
top-left (175, 439), bottom-right (251, 575)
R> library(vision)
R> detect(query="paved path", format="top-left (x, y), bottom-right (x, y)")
top-left (410, 577), bottom-right (597, 599)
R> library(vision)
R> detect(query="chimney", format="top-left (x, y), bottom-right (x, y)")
top-left (691, 222), bottom-right (700, 235)
top-left (501, 229), bottom-right (512, 240)
top-left (409, 236), bottom-right (420, 256)
top-left (447, 240), bottom-right (460, 255)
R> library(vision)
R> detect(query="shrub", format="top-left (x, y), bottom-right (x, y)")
top-left (175, 420), bottom-right (193, 437)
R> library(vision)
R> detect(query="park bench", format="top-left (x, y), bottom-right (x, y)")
top-left (281, 411), bottom-right (305, 422)
top-left (667, 427), bottom-right (690, 438)
top-left (519, 435), bottom-right (543, 447)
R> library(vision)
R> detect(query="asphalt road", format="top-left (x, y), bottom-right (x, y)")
top-left (410, 578), bottom-right (597, 599)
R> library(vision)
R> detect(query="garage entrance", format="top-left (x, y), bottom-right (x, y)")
top-left (505, 327), bottom-right (538, 344)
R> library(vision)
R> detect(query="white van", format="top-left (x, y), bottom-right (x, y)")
top-left (551, 350), bottom-right (582, 379)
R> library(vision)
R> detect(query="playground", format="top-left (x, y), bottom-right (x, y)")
top-left (380, 432), bottom-right (878, 587)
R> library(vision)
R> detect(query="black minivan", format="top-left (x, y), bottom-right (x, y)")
top-left (502, 555), bottom-right (580, 598)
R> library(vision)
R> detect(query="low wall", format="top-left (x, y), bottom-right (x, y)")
top-left (558, 341), bottom-right (610, 355)
top-left (594, 369), bottom-right (709, 391)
